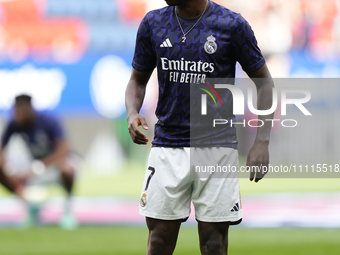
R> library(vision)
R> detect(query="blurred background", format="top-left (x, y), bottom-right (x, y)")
top-left (0, 0), bottom-right (339, 254)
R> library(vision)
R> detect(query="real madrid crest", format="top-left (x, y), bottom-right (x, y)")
top-left (204, 35), bottom-right (218, 54)
top-left (140, 193), bottom-right (147, 207)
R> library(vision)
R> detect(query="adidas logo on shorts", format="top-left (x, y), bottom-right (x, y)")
top-left (231, 203), bottom-right (240, 212)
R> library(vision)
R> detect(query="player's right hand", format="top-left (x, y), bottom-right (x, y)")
top-left (127, 113), bottom-right (149, 145)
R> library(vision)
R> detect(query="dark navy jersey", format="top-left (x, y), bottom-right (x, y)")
top-left (132, 0), bottom-right (265, 148)
top-left (1, 113), bottom-right (64, 159)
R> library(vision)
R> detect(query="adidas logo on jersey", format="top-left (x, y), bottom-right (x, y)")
top-left (160, 38), bottom-right (173, 48)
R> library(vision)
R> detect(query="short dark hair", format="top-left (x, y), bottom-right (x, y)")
top-left (15, 94), bottom-right (32, 105)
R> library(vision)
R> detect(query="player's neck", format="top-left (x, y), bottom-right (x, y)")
top-left (175, 0), bottom-right (209, 19)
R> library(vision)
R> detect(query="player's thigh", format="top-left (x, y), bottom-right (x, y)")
top-left (198, 221), bottom-right (230, 247)
top-left (191, 147), bottom-right (242, 223)
top-left (146, 217), bottom-right (182, 240)
top-left (139, 147), bottom-right (192, 220)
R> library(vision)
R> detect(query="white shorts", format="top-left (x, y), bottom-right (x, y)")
top-left (26, 165), bottom-right (62, 186)
top-left (4, 153), bottom-right (81, 186)
top-left (139, 147), bottom-right (242, 223)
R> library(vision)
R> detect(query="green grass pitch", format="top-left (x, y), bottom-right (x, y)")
top-left (0, 227), bottom-right (339, 255)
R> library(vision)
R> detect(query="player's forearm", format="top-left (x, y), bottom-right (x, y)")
top-left (125, 68), bottom-right (153, 119)
top-left (254, 81), bottom-right (275, 144)
top-left (42, 141), bottom-right (69, 167)
top-left (125, 80), bottom-right (147, 118)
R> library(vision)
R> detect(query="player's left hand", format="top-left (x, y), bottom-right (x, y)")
top-left (246, 141), bottom-right (269, 183)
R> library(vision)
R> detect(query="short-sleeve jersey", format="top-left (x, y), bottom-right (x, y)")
top-left (1, 113), bottom-right (64, 159)
top-left (132, 0), bottom-right (265, 148)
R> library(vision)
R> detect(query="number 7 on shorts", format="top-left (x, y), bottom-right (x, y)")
top-left (144, 166), bottom-right (155, 191)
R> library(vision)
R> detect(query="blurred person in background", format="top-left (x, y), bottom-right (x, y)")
top-left (0, 95), bottom-right (78, 229)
